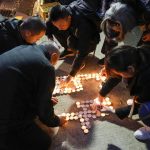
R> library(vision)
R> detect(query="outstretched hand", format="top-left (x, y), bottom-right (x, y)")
top-left (59, 116), bottom-right (68, 126)
top-left (59, 75), bottom-right (73, 88)
top-left (51, 97), bottom-right (58, 106)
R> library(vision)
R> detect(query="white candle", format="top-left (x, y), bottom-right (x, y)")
top-left (71, 112), bottom-right (75, 116)
top-left (80, 118), bottom-right (84, 123)
top-left (92, 115), bottom-right (96, 119)
top-left (61, 113), bottom-right (66, 117)
top-left (101, 113), bottom-right (106, 117)
top-left (81, 125), bottom-right (86, 130)
top-left (76, 102), bottom-right (80, 105)
top-left (74, 116), bottom-right (78, 120)
top-left (66, 117), bottom-right (70, 121)
top-left (70, 116), bottom-right (74, 120)
top-left (84, 129), bottom-right (89, 134)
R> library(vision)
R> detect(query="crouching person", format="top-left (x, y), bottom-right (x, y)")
top-left (0, 43), bottom-right (66, 150)
top-left (99, 45), bottom-right (150, 140)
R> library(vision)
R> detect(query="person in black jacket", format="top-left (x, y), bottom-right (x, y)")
top-left (98, 45), bottom-right (150, 140)
top-left (0, 16), bottom-right (46, 54)
top-left (101, 0), bottom-right (150, 45)
top-left (46, 3), bottom-right (101, 83)
top-left (0, 43), bottom-right (66, 150)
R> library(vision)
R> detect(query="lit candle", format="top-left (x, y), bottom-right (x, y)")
top-left (87, 114), bottom-right (92, 118)
top-left (81, 125), bottom-right (87, 130)
top-left (85, 121), bottom-right (90, 126)
top-left (87, 110), bottom-right (91, 114)
top-left (92, 111), bottom-right (96, 114)
top-left (105, 97), bottom-right (110, 101)
top-left (96, 110), bottom-right (101, 117)
top-left (109, 106), bottom-right (114, 110)
top-left (85, 118), bottom-right (89, 121)
top-left (78, 114), bottom-right (82, 118)
top-left (74, 116), bottom-right (78, 120)
top-left (83, 108), bottom-right (87, 111)
top-left (70, 116), bottom-right (74, 120)
top-left (101, 76), bottom-right (106, 82)
top-left (66, 113), bottom-right (70, 117)
top-left (106, 101), bottom-right (111, 105)
top-left (66, 117), bottom-right (70, 121)
top-left (92, 115), bottom-right (96, 119)
top-left (77, 105), bottom-right (81, 108)
top-left (102, 101), bottom-right (107, 106)
top-left (71, 112), bottom-right (75, 116)
top-left (101, 113), bottom-right (106, 117)
top-left (80, 118), bottom-right (84, 123)
top-left (61, 113), bottom-right (66, 117)
top-left (94, 98), bottom-right (100, 105)
top-left (84, 129), bottom-right (89, 134)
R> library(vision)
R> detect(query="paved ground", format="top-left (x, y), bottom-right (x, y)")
top-left (1, 0), bottom-right (149, 148)
top-left (42, 31), bottom-right (150, 150)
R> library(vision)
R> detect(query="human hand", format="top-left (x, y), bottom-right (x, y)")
top-left (59, 75), bottom-right (73, 88)
top-left (51, 97), bottom-right (58, 106)
top-left (100, 67), bottom-right (107, 78)
top-left (90, 95), bottom-right (105, 111)
top-left (59, 116), bottom-right (68, 126)
top-left (142, 33), bottom-right (150, 42)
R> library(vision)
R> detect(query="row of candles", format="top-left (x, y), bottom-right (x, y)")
top-left (53, 73), bottom-right (107, 95)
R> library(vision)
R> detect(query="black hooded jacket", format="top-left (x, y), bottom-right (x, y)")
top-left (46, 1), bottom-right (101, 76)
top-left (0, 45), bottom-right (60, 133)
top-left (100, 46), bottom-right (150, 103)
top-left (0, 18), bottom-right (30, 54)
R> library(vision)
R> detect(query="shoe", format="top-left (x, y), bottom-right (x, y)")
top-left (98, 58), bottom-right (105, 66)
top-left (134, 126), bottom-right (150, 140)
top-left (59, 50), bottom-right (75, 59)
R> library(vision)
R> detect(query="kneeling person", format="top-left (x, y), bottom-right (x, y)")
top-left (0, 43), bottom-right (66, 150)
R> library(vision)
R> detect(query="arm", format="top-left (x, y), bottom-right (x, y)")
top-left (99, 77), bottom-right (121, 97)
top-left (69, 20), bottom-right (99, 76)
top-left (46, 21), bottom-right (55, 40)
top-left (36, 65), bottom-right (60, 127)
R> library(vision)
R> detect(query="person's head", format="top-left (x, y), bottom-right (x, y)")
top-left (101, 2), bottom-right (137, 41)
top-left (48, 5), bottom-right (71, 30)
top-left (104, 45), bottom-right (140, 78)
top-left (41, 41), bottom-right (60, 66)
top-left (20, 16), bottom-right (46, 44)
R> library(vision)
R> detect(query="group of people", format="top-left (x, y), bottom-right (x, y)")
top-left (0, 0), bottom-right (150, 149)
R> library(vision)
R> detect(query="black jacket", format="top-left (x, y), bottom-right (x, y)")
top-left (0, 45), bottom-right (60, 133)
top-left (46, 1), bottom-right (101, 76)
top-left (0, 18), bottom-right (30, 54)
top-left (100, 46), bottom-right (150, 103)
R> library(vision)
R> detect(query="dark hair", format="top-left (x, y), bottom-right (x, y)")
top-left (20, 16), bottom-right (46, 35)
top-left (48, 5), bottom-right (70, 22)
top-left (104, 45), bottom-right (139, 76)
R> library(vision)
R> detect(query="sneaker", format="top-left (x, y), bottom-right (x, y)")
top-left (59, 50), bottom-right (75, 59)
top-left (134, 126), bottom-right (150, 140)
top-left (98, 58), bottom-right (105, 66)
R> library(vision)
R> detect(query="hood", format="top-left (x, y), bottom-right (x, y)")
top-left (101, 2), bottom-right (137, 38)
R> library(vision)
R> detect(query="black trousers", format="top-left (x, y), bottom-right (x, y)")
top-left (115, 102), bottom-right (150, 126)
top-left (0, 121), bottom-right (51, 150)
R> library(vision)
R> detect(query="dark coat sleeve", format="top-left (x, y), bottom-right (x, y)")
top-left (36, 65), bottom-right (60, 127)
top-left (46, 21), bottom-right (54, 40)
top-left (69, 20), bottom-right (99, 76)
top-left (99, 77), bottom-right (121, 97)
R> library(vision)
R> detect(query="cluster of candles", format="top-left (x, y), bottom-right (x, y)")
top-left (75, 73), bottom-right (107, 82)
top-left (59, 97), bottom-right (113, 134)
top-left (53, 76), bottom-right (83, 95)
top-left (53, 73), bottom-right (107, 95)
